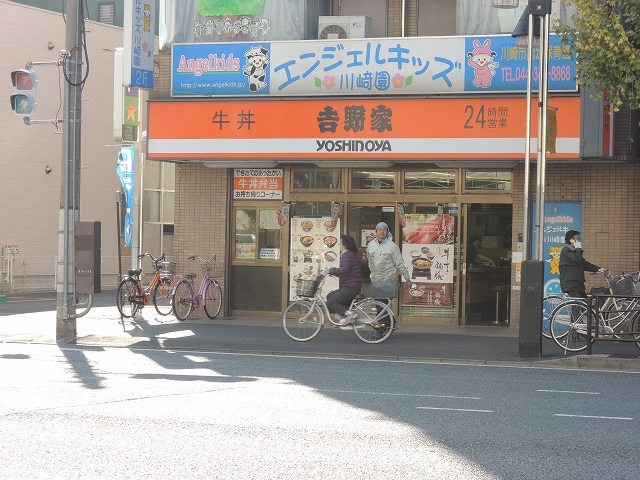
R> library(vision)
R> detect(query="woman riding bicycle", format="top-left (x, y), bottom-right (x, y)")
top-left (324, 235), bottom-right (362, 326)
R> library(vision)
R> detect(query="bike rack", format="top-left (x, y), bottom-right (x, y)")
top-left (586, 293), bottom-right (640, 355)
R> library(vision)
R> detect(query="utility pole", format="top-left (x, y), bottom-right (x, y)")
top-left (56, 0), bottom-right (83, 339)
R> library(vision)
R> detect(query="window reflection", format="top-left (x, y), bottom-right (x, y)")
top-left (404, 171), bottom-right (456, 190)
top-left (351, 170), bottom-right (396, 190)
top-left (464, 171), bottom-right (512, 191)
top-left (293, 169), bottom-right (342, 190)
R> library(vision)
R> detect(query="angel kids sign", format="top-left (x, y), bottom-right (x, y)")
top-left (171, 34), bottom-right (576, 97)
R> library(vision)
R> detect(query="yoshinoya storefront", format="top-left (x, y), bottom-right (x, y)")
top-left (146, 33), bottom-right (611, 326)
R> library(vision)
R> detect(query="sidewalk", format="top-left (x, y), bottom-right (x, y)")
top-left (1, 303), bottom-right (640, 372)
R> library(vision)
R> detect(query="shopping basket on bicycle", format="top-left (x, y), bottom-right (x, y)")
top-left (609, 274), bottom-right (636, 296)
top-left (295, 275), bottom-right (322, 298)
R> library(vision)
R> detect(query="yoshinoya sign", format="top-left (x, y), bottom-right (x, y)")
top-left (171, 34), bottom-right (576, 97)
top-left (147, 97), bottom-right (581, 160)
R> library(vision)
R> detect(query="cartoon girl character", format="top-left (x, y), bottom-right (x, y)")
top-left (467, 39), bottom-right (499, 88)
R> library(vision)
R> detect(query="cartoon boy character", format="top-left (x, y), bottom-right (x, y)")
top-left (547, 245), bottom-right (562, 276)
top-left (467, 39), bottom-right (499, 88)
top-left (143, 4), bottom-right (151, 33)
top-left (242, 46), bottom-right (269, 92)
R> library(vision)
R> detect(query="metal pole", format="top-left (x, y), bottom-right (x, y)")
top-left (56, 0), bottom-right (82, 339)
top-left (116, 191), bottom-right (122, 282)
top-left (536, 13), bottom-right (550, 262)
top-left (522, 13), bottom-right (534, 262)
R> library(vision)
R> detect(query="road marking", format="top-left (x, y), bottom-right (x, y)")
top-left (320, 389), bottom-right (481, 400)
top-left (417, 407), bottom-right (493, 413)
top-left (537, 389), bottom-right (600, 395)
top-left (554, 414), bottom-right (633, 420)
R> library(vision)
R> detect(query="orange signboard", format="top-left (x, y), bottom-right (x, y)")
top-left (147, 96), bottom-right (581, 160)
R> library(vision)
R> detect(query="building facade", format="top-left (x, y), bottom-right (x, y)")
top-left (147, 0), bottom-right (640, 329)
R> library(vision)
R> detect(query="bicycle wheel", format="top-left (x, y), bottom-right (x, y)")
top-left (631, 311), bottom-right (640, 350)
top-left (172, 280), bottom-right (194, 322)
top-left (542, 295), bottom-right (565, 339)
top-left (352, 299), bottom-right (395, 344)
top-left (203, 280), bottom-right (223, 319)
top-left (282, 300), bottom-right (323, 341)
top-left (549, 300), bottom-right (595, 352)
top-left (152, 277), bottom-right (174, 316)
top-left (116, 278), bottom-right (140, 318)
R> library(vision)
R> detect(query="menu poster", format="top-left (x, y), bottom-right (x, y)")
top-left (401, 213), bottom-right (455, 307)
top-left (289, 216), bottom-right (340, 302)
top-left (400, 282), bottom-right (453, 307)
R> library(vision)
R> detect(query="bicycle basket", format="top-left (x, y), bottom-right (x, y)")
top-left (295, 276), bottom-right (322, 298)
top-left (202, 262), bottom-right (223, 278)
top-left (610, 275), bottom-right (636, 296)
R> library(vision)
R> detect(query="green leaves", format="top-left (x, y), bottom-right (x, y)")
top-left (557, 0), bottom-right (640, 110)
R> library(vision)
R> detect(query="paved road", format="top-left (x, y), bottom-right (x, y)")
top-left (1, 343), bottom-right (638, 479)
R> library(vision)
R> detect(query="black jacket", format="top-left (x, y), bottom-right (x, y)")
top-left (559, 245), bottom-right (600, 294)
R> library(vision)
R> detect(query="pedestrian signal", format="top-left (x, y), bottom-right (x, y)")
top-left (10, 69), bottom-right (37, 117)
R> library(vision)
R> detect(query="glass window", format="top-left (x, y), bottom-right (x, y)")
top-left (144, 160), bottom-right (162, 189)
top-left (162, 192), bottom-right (175, 223)
top-left (464, 171), bottom-right (512, 191)
top-left (234, 208), bottom-right (281, 261)
top-left (163, 163), bottom-right (175, 189)
top-left (143, 191), bottom-right (160, 222)
top-left (293, 169), bottom-right (342, 190)
top-left (292, 201), bottom-right (332, 216)
top-left (351, 170), bottom-right (396, 190)
top-left (404, 171), bottom-right (456, 190)
top-left (235, 209), bottom-right (257, 260)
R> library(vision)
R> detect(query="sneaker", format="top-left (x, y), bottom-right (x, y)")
top-left (343, 311), bottom-right (358, 323)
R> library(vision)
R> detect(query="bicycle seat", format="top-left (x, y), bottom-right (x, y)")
top-left (354, 293), bottom-right (366, 301)
top-left (184, 273), bottom-right (197, 280)
top-left (128, 269), bottom-right (142, 277)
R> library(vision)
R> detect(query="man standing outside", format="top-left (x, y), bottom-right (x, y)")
top-left (559, 230), bottom-right (603, 298)
top-left (365, 222), bottom-right (411, 298)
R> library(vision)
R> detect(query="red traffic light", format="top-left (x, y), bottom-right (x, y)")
top-left (11, 70), bottom-right (34, 90)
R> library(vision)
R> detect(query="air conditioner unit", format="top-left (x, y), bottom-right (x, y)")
top-left (318, 16), bottom-right (372, 40)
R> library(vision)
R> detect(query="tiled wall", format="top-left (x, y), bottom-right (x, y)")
top-left (510, 163), bottom-right (640, 326)
top-left (173, 164), bottom-right (228, 294)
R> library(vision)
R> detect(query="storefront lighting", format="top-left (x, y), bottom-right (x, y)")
top-left (203, 161), bottom-right (279, 168)
top-left (315, 161), bottom-right (394, 168)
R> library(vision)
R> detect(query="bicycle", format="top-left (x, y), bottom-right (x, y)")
top-left (172, 255), bottom-right (223, 321)
top-left (549, 270), bottom-right (640, 352)
top-left (282, 270), bottom-right (395, 344)
top-left (542, 294), bottom-right (568, 339)
top-left (116, 253), bottom-right (174, 318)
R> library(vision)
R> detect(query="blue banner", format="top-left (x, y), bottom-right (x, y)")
top-left (116, 146), bottom-right (135, 247)
top-left (530, 201), bottom-right (582, 296)
top-left (171, 35), bottom-right (577, 97)
top-left (464, 36), bottom-right (576, 92)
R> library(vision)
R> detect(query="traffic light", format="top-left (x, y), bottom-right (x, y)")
top-left (10, 69), bottom-right (37, 117)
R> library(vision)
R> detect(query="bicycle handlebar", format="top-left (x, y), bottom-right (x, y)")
top-left (188, 254), bottom-right (217, 264)
top-left (138, 253), bottom-right (166, 270)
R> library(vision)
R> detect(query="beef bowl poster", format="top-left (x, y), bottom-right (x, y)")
top-left (400, 214), bottom-right (455, 307)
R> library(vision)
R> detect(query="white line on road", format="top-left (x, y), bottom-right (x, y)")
top-left (417, 407), bottom-right (493, 413)
top-left (321, 389), bottom-right (481, 400)
top-left (554, 413), bottom-right (634, 420)
top-left (537, 389), bottom-right (600, 395)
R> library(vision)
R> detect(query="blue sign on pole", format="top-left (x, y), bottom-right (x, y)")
top-left (530, 201), bottom-right (582, 296)
top-left (116, 146), bottom-right (135, 247)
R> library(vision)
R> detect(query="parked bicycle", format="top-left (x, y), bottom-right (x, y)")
top-left (116, 253), bottom-right (174, 318)
top-left (542, 294), bottom-right (568, 339)
top-left (172, 255), bottom-right (223, 321)
top-left (549, 270), bottom-right (640, 352)
top-left (283, 269), bottom-right (395, 344)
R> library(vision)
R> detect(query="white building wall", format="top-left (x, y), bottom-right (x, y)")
top-left (0, 1), bottom-right (125, 291)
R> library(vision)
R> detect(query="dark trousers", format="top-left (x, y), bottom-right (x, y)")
top-left (326, 287), bottom-right (360, 316)
top-left (566, 288), bottom-right (586, 299)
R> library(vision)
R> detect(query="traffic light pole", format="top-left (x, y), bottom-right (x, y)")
top-left (56, 0), bottom-right (83, 340)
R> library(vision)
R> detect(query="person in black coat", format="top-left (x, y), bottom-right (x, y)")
top-left (325, 235), bottom-right (362, 325)
top-left (559, 229), bottom-right (603, 298)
